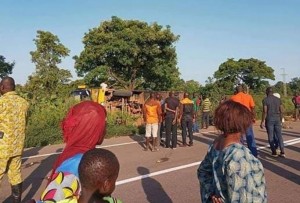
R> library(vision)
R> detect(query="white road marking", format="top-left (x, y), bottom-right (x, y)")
top-left (22, 141), bottom-right (140, 160)
top-left (21, 133), bottom-right (300, 161)
top-left (116, 161), bottom-right (201, 185)
top-left (21, 131), bottom-right (215, 160)
top-left (116, 138), bottom-right (300, 185)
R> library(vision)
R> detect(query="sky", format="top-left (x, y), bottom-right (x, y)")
top-left (1, 0), bottom-right (300, 86)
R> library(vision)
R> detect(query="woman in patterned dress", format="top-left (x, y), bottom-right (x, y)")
top-left (197, 100), bottom-right (267, 203)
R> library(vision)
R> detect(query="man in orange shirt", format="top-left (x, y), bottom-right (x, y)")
top-left (231, 85), bottom-right (258, 157)
top-left (143, 92), bottom-right (162, 152)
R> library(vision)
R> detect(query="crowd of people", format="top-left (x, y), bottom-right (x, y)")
top-left (0, 76), bottom-right (298, 202)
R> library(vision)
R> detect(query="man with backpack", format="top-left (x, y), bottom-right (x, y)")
top-left (292, 92), bottom-right (300, 121)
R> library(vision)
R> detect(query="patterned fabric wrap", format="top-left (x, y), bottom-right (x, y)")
top-left (40, 154), bottom-right (82, 202)
top-left (53, 196), bottom-right (123, 203)
top-left (198, 143), bottom-right (267, 203)
top-left (41, 171), bottom-right (80, 202)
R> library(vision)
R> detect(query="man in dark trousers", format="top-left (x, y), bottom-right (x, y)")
top-left (179, 92), bottom-right (195, 147)
top-left (260, 87), bottom-right (285, 157)
top-left (164, 91), bottom-right (179, 149)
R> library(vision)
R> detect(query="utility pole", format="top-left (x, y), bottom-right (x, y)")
top-left (281, 68), bottom-right (287, 97)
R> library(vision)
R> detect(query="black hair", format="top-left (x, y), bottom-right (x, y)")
top-left (79, 148), bottom-right (120, 190)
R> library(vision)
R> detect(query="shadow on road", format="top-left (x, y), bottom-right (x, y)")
top-left (281, 130), bottom-right (300, 138)
top-left (258, 150), bottom-right (300, 185)
top-left (2, 148), bottom-right (62, 203)
top-left (193, 132), bottom-right (215, 146)
top-left (285, 145), bottom-right (300, 153)
top-left (137, 166), bottom-right (172, 203)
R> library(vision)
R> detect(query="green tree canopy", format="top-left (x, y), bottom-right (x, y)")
top-left (214, 58), bottom-right (274, 92)
top-left (74, 16), bottom-right (180, 91)
top-left (26, 30), bottom-right (72, 99)
top-left (0, 55), bottom-right (14, 78)
top-left (184, 80), bottom-right (201, 95)
top-left (288, 77), bottom-right (300, 94)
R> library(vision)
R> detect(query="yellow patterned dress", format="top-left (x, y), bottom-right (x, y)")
top-left (0, 91), bottom-right (29, 186)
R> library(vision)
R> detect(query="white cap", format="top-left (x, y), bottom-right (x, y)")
top-left (273, 93), bottom-right (281, 98)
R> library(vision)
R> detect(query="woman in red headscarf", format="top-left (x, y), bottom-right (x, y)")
top-left (39, 101), bottom-right (107, 202)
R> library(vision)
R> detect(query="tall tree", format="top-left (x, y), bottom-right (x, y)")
top-left (0, 55), bottom-right (14, 78)
top-left (184, 80), bottom-right (201, 95)
top-left (74, 16), bottom-right (180, 91)
top-left (27, 30), bottom-right (72, 99)
top-left (214, 58), bottom-right (274, 92)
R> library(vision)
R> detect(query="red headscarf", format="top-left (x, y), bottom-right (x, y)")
top-left (50, 101), bottom-right (106, 180)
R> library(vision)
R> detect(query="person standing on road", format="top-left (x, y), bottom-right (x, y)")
top-left (198, 100), bottom-right (267, 203)
top-left (0, 77), bottom-right (29, 203)
top-left (192, 93), bottom-right (201, 133)
top-left (155, 93), bottom-right (164, 147)
top-left (260, 87), bottom-right (285, 157)
top-left (143, 92), bottom-right (162, 151)
top-left (273, 93), bottom-right (281, 153)
top-left (291, 92), bottom-right (300, 121)
top-left (231, 85), bottom-right (258, 157)
top-left (164, 91), bottom-right (179, 149)
top-left (179, 92), bottom-right (195, 147)
top-left (201, 95), bottom-right (211, 129)
top-left (39, 101), bottom-right (107, 202)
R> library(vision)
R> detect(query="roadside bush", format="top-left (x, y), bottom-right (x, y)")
top-left (25, 98), bottom-right (78, 147)
top-left (106, 111), bottom-right (143, 138)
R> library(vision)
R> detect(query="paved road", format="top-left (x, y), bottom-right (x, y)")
top-left (1, 121), bottom-right (300, 202)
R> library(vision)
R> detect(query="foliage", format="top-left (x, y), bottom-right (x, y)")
top-left (288, 77), bottom-right (300, 94)
top-left (25, 98), bottom-right (78, 147)
top-left (184, 80), bottom-right (201, 95)
top-left (74, 16), bottom-right (180, 91)
top-left (105, 111), bottom-right (142, 138)
top-left (273, 81), bottom-right (293, 96)
top-left (169, 78), bottom-right (185, 91)
top-left (214, 58), bottom-right (274, 92)
top-left (0, 55), bottom-right (14, 78)
top-left (27, 30), bottom-right (72, 100)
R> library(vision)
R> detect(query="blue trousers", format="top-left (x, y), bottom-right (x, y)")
top-left (245, 125), bottom-right (258, 157)
top-left (266, 118), bottom-right (284, 154)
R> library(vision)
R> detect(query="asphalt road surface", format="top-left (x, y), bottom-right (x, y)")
top-left (1, 121), bottom-right (300, 203)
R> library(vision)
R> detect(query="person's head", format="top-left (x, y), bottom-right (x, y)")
top-left (235, 85), bottom-right (243, 93)
top-left (62, 101), bottom-right (107, 147)
top-left (184, 92), bottom-right (189, 98)
top-left (241, 84), bottom-right (248, 93)
top-left (169, 91), bottom-right (174, 97)
top-left (79, 148), bottom-right (120, 199)
top-left (0, 76), bottom-right (15, 95)
top-left (214, 100), bottom-right (252, 135)
top-left (149, 92), bottom-right (155, 99)
top-left (155, 93), bottom-right (162, 101)
top-left (266, 87), bottom-right (273, 96)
